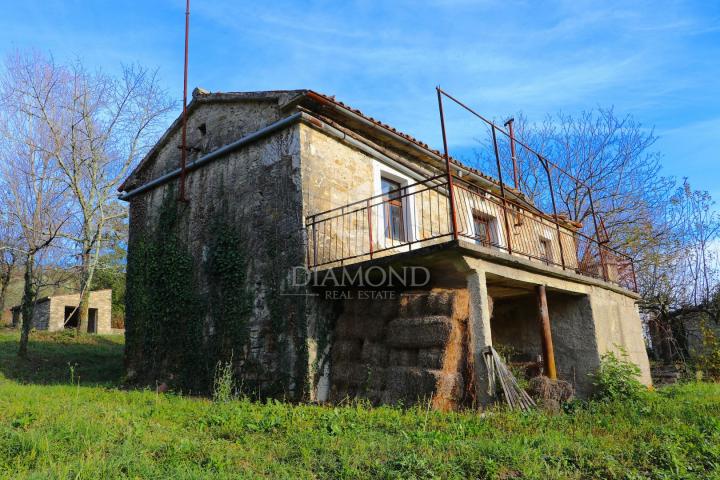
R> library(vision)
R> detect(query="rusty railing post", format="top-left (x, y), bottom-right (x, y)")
top-left (305, 222), bottom-right (312, 270)
top-left (540, 154), bottom-right (566, 270)
top-left (491, 126), bottom-right (513, 254)
top-left (367, 199), bottom-right (374, 259)
top-left (536, 284), bottom-right (557, 379)
top-left (587, 189), bottom-right (608, 281)
top-left (436, 87), bottom-right (459, 240)
top-left (505, 118), bottom-right (519, 190)
top-left (311, 218), bottom-right (318, 270)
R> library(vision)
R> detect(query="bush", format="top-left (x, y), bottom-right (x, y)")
top-left (212, 360), bottom-right (236, 403)
top-left (696, 321), bottom-right (720, 380)
top-left (592, 347), bottom-right (645, 401)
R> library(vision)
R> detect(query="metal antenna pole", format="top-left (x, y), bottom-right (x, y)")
top-left (504, 118), bottom-right (519, 190)
top-left (179, 0), bottom-right (190, 202)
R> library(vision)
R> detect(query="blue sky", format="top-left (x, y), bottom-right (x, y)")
top-left (1, 0), bottom-right (719, 199)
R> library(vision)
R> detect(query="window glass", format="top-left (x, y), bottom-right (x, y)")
top-left (473, 214), bottom-right (491, 245)
top-left (540, 238), bottom-right (553, 263)
top-left (381, 177), bottom-right (405, 242)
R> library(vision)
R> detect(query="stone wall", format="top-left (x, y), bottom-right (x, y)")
top-left (125, 93), bottom-right (298, 193)
top-left (676, 311), bottom-right (719, 359)
top-left (31, 300), bottom-right (51, 330)
top-left (125, 104), bottom-right (318, 398)
top-left (453, 188), bottom-right (580, 270)
top-left (329, 288), bottom-right (469, 410)
top-left (488, 291), bottom-right (601, 396)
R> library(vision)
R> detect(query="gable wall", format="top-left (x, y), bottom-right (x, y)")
top-left (128, 99), bottom-right (288, 192)
top-left (125, 101), bottom-right (316, 397)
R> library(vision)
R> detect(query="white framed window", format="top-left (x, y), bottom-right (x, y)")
top-left (539, 237), bottom-right (553, 264)
top-left (472, 210), bottom-right (499, 247)
top-left (381, 177), bottom-right (405, 243)
top-left (372, 163), bottom-right (416, 249)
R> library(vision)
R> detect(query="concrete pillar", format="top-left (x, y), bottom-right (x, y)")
top-left (466, 269), bottom-right (494, 406)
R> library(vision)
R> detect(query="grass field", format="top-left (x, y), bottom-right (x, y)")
top-left (0, 329), bottom-right (719, 479)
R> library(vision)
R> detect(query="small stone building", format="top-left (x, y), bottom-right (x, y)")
top-left (119, 89), bottom-right (651, 406)
top-left (11, 290), bottom-right (113, 334)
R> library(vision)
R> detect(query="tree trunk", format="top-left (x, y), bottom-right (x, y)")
top-left (75, 251), bottom-right (91, 336)
top-left (18, 255), bottom-right (35, 358)
top-left (0, 265), bottom-right (12, 313)
top-left (76, 288), bottom-right (90, 335)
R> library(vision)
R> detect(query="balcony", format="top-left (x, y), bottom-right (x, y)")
top-left (305, 174), bottom-right (637, 292)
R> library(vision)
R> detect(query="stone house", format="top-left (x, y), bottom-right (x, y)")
top-left (119, 89), bottom-right (651, 407)
top-left (10, 290), bottom-right (113, 334)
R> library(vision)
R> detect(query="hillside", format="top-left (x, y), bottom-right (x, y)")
top-left (0, 330), bottom-right (719, 479)
top-left (1, 273), bottom-right (79, 314)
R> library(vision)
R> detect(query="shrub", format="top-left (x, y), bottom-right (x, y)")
top-left (696, 321), bottom-right (720, 380)
top-left (212, 360), bottom-right (236, 403)
top-left (592, 347), bottom-right (645, 401)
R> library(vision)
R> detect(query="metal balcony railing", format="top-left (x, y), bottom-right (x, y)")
top-left (305, 174), bottom-right (637, 292)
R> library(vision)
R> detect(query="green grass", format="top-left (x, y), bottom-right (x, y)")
top-left (0, 329), bottom-right (124, 386)
top-left (1, 330), bottom-right (719, 479)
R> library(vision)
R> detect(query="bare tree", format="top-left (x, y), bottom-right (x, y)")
top-left (0, 52), bottom-right (69, 356)
top-left (471, 108), bottom-right (720, 363)
top-left (472, 108), bottom-right (669, 249)
top-left (2, 50), bottom-right (173, 335)
top-left (672, 181), bottom-right (720, 309)
top-left (0, 211), bottom-right (21, 314)
top-left (55, 61), bottom-right (172, 334)
top-left (631, 179), bottom-right (720, 363)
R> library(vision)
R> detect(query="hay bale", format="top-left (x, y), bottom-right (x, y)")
top-left (334, 312), bottom-right (387, 340)
top-left (399, 290), bottom-right (453, 317)
top-left (417, 347), bottom-right (444, 369)
top-left (386, 315), bottom-right (454, 348)
top-left (381, 367), bottom-right (443, 405)
top-left (527, 376), bottom-right (575, 404)
top-left (387, 348), bottom-right (418, 367)
top-left (331, 339), bottom-right (363, 363)
top-left (361, 340), bottom-right (388, 365)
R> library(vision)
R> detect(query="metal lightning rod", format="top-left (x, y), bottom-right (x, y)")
top-left (178, 0), bottom-right (190, 202)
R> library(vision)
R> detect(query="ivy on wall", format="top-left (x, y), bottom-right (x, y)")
top-left (207, 220), bottom-right (252, 365)
top-left (124, 185), bottom-right (309, 398)
top-left (125, 191), bottom-right (206, 392)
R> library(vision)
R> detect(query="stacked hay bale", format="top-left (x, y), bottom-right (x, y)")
top-left (328, 288), bottom-right (470, 410)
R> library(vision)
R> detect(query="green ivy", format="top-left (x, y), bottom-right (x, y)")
top-left (125, 190), bottom-right (206, 392)
top-left (126, 171), bottom-right (315, 400)
top-left (207, 221), bottom-right (252, 368)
